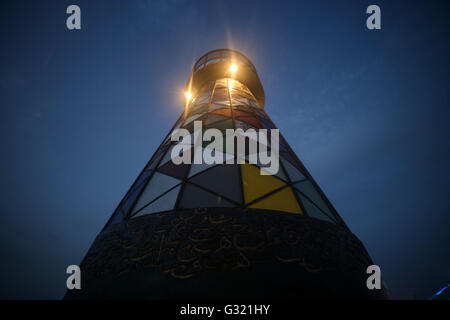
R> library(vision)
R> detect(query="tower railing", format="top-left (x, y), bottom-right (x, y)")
top-left (187, 49), bottom-right (265, 108)
top-left (193, 49), bottom-right (256, 75)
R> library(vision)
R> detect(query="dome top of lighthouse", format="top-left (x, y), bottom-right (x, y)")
top-left (187, 49), bottom-right (265, 108)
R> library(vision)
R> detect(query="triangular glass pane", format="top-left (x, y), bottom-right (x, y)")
top-left (241, 163), bottom-right (286, 204)
top-left (157, 145), bottom-right (176, 168)
top-left (179, 183), bottom-right (235, 208)
top-left (188, 162), bottom-right (217, 178)
top-left (150, 140), bottom-right (171, 160)
top-left (210, 148), bottom-right (235, 162)
top-left (281, 157), bottom-right (305, 182)
top-left (121, 170), bottom-right (152, 214)
top-left (298, 193), bottom-right (335, 224)
top-left (294, 181), bottom-right (333, 216)
top-left (249, 186), bottom-right (302, 214)
top-left (207, 131), bottom-right (245, 156)
top-left (188, 146), bottom-right (235, 176)
top-left (146, 149), bottom-right (166, 170)
top-left (158, 144), bottom-right (193, 169)
top-left (280, 152), bottom-right (302, 171)
top-left (189, 164), bottom-right (243, 203)
top-left (133, 186), bottom-right (180, 217)
top-left (131, 172), bottom-right (181, 214)
top-left (243, 152), bottom-right (288, 182)
top-left (157, 161), bottom-right (190, 179)
top-left (261, 162), bottom-right (288, 182)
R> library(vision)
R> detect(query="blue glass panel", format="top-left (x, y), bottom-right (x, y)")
top-left (258, 117), bottom-right (275, 129)
top-left (121, 170), bottom-right (152, 215)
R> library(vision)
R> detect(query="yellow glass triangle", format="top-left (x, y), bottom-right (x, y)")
top-left (249, 187), bottom-right (302, 214)
top-left (241, 163), bottom-right (286, 204)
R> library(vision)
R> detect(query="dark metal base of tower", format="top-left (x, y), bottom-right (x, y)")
top-left (64, 208), bottom-right (389, 300)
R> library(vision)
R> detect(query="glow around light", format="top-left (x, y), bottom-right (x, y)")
top-left (185, 91), bottom-right (192, 101)
top-left (230, 64), bottom-right (238, 73)
top-left (227, 79), bottom-right (233, 91)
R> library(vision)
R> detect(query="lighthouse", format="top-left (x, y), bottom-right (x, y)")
top-left (65, 49), bottom-right (389, 299)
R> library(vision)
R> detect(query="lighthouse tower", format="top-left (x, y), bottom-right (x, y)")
top-left (65, 49), bottom-right (388, 299)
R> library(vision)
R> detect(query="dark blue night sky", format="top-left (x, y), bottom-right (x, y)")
top-left (0, 0), bottom-right (449, 299)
